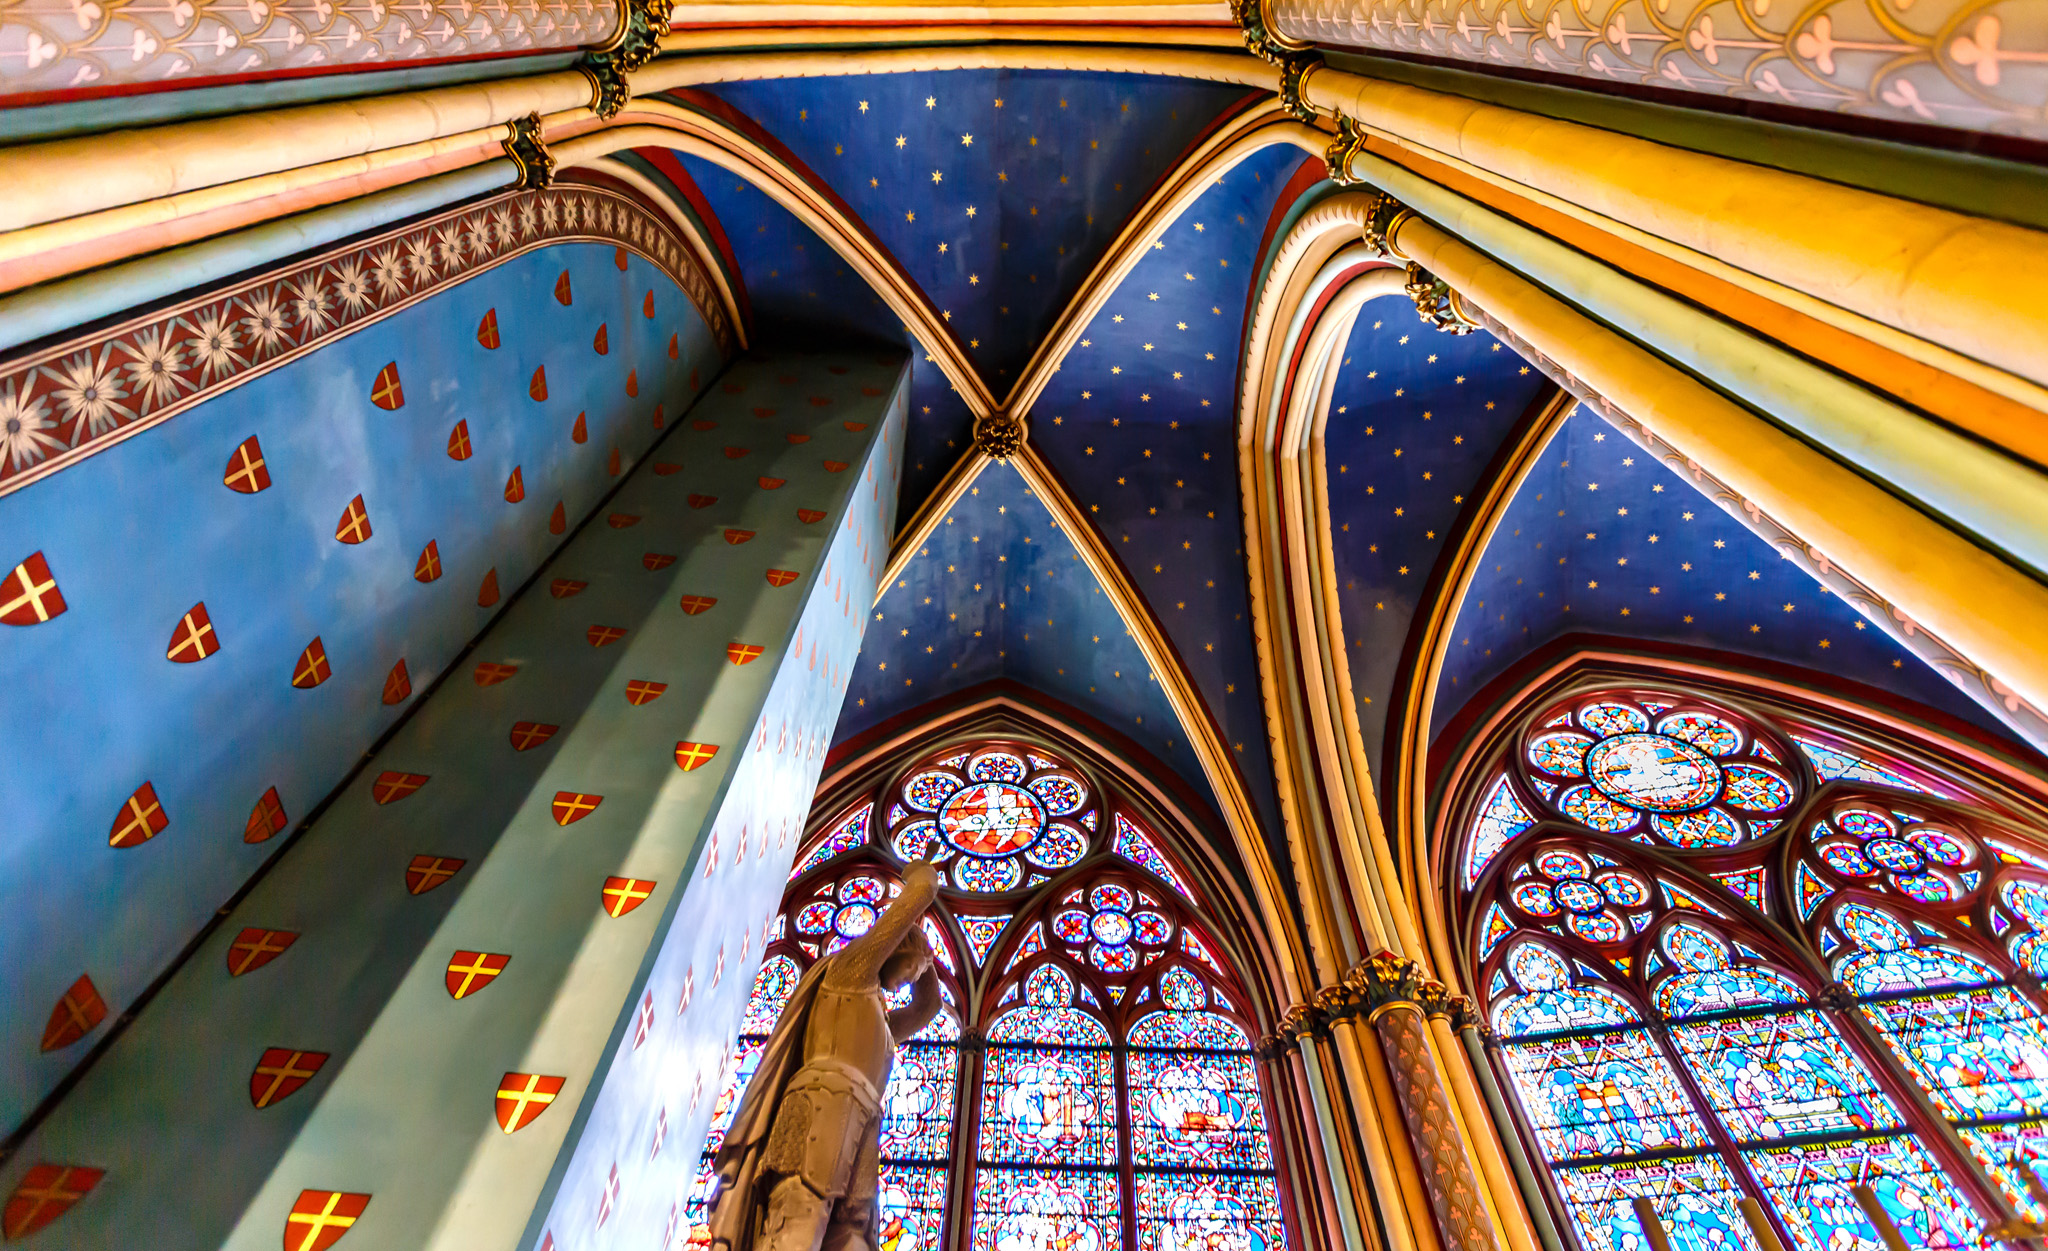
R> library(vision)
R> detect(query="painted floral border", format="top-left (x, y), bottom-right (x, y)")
top-left (0, 181), bottom-right (735, 500)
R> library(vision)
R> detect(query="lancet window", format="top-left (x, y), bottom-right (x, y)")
top-left (1456, 684), bottom-right (2048, 1251)
top-left (688, 738), bottom-right (1289, 1251)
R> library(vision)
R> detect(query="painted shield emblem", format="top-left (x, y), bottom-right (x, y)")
top-left (496, 1072), bottom-right (566, 1133)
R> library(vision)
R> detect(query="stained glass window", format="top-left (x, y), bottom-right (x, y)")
top-left (1460, 685), bottom-right (2048, 1251)
top-left (698, 737), bottom-right (1285, 1251)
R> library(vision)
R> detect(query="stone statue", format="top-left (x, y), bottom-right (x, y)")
top-left (710, 860), bottom-right (943, 1251)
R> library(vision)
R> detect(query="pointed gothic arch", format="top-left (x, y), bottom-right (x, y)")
top-left (684, 708), bottom-right (1303, 1251)
top-left (1441, 666), bottom-right (2048, 1251)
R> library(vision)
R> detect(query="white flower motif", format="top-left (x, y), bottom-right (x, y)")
top-left (598, 199), bottom-right (614, 232)
top-left (540, 196), bottom-right (561, 231)
top-left (288, 276), bottom-right (331, 336)
top-left (436, 225), bottom-right (463, 269)
top-left (47, 346), bottom-right (133, 439)
top-left (189, 307), bottom-right (248, 384)
top-left (463, 217), bottom-right (491, 259)
top-left (0, 377), bottom-right (63, 471)
top-left (242, 287), bottom-right (292, 356)
top-left (493, 207), bottom-right (516, 248)
top-left (405, 234), bottom-right (438, 283)
top-left (119, 326), bottom-right (191, 411)
top-left (370, 246), bottom-right (407, 299)
top-left (518, 199), bottom-right (539, 237)
top-left (331, 258), bottom-right (373, 316)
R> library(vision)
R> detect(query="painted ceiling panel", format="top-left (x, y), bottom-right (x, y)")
top-left (1322, 309), bottom-right (1554, 781)
top-left (1431, 406), bottom-right (2019, 740)
top-left (1027, 140), bottom-right (1312, 845)
top-left (698, 69), bottom-right (1258, 389)
top-left (837, 462), bottom-right (1214, 817)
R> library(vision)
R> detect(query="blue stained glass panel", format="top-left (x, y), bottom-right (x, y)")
top-left (1128, 1011), bottom-right (1252, 1052)
top-left (1579, 701), bottom-right (1651, 736)
top-left (1127, 1048), bottom-right (1274, 1169)
top-left (1655, 967), bottom-right (1805, 1018)
top-left (1464, 775), bottom-right (1536, 887)
top-left (1502, 1031), bottom-right (1713, 1160)
top-left (1114, 814), bottom-right (1194, 901)
top-left (881, 1042), bottom-right (960, 1160)
top-left (792, 804), bottom-right (873, 879)
top-left (1792, 736), bottom-right (1930, 793)
top-left (978, 1045), bottom-right (1119, 1165)
top-left (970, 1167), bottom-right (1122, 1251)
top-left (1551, 1154), bottom-right (1759, 1251)
top-left (1861, 986), bottom-right (2048, 1121)
top-left (682, 1158), bottom-right (720, 1250)
top-left (1958, 1121), bottom-right (2048, 1223)
top-left (1494, 982), bottom-right (1639, 1037)
top-left (1668, 1011), bottom-right (1902, 1140)
top-left (1654, 712), bottom-right (1743, 756)
top-left (1560, 785), bottom-right (1640, 833)
top-left (1747, 1136), bottom-right (1995, 1251)
top-left (740, 954), bottom-right (803, 1035)
top-left (906, 770), bottom-right (964, 810)
top-left (1133, 1170), bottom-right (1284, 1251)
top-left (880, 1163), bottom-right (951, 1251)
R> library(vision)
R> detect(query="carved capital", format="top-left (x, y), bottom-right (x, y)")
top-left (1277, 52), bottom-right (1324, 123)
top-left (1445, 993), bottom-right (1481, 1032)
top-left (580, 0), bottom-right (672, 119)
top-left (1323, 115), bottom-right (1367, 187)
top-left (502, 113), bottom-right (556, 190)
top-left (1403, 262), bottom-right (1479, 335)
top-left (972, 411), bottom-right (1027, 461)
top-left (1360, 192), bottom-right (1413, 259)
top-left (1228, 0), bottom-right (1304, 64)
top-left (1349, 950), bottom-right (1432, 1013)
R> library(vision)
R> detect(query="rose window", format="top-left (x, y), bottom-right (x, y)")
top-left (1527, 698), bottom-right (1794, 847)
top-left (888, 746), bottom-right (1093, 893)
top-left (1503, 847), bottom-right (1652, 944)
top-left (1052, 882), bottom-right (1174, 974)
top-left (791, 872), bottom-right (893, 955)
top-left (1812, 805), bottom-right (1977, 903)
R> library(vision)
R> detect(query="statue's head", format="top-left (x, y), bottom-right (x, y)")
top-left (880, 926), bottom-right (934, 992)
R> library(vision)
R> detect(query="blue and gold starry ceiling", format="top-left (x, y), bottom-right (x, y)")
top-left (840, 462), bottom-right (1205, 799)
top-left (1323, 310), bottom-right (1555, 782)
top-left (1430, 405), bottom-right (2021, 741)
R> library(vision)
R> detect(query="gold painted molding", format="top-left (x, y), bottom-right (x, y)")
top-left (1009, 445), bottom-right (1317, 1005)
top-left (1304, 69), bottom-right (2048, 402)
top-left (667, 18), bottom-right (1243, 45)
top-left (638, 41), bottom-right (1267, 86)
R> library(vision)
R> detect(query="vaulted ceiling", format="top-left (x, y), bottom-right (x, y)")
top-left (647, 64), bottom-right (2035, 884)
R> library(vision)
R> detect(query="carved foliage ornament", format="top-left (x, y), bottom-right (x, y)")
top-left (581, 0), bottom-right (674, 119)
top-left (502, 114), bottom-right (556, 191)
top-left (972, 412), bottom-right (1027, 462)
top-left (1323, 116), bottom-right (1369, 187)
top-left (1404, 262), bottom-right (1480, 336)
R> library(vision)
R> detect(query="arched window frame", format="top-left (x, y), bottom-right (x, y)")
top-left (690, 733), bottom-right (1293, 1251)
top-left (1445, 678), bottom-right (2048, 1251)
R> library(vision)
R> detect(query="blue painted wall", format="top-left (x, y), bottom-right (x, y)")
top-left (1, 352), bottom-right (903, 1249)
top-left (0, 236), bottom-right (725, 1133)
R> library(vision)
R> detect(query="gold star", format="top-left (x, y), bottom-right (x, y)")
top-left (969, 274), bottom-right (979, 284)
top-left (931, 170), bottom-right (942, 183)
top-left (895, 136), bottom-right (906, 148)
top-left (962, 134), bottom-right (973, 145)
top-left (926, 96), bottom-right (937, 108)
top-left (966, 205), bottom-right (977, 218)
top-left (859, 101), bottom-right (870, 112)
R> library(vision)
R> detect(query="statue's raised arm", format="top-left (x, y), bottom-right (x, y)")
top-left (825, 860), bottom-right (938, 991)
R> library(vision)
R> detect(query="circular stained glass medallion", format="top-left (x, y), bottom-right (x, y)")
top-left (1091, 910), bottom-right (1135, 946)
top-left (1583, 732), bottom-right (1722, 813)
top-left (836, 902), bottom-right (878, 937)
top-left (1553, 879), bottom-right (1605, 915)
top-left (939, 781), bottom-right (1046, 858)
top-left (1865, 838), bottom-right (1925, 874)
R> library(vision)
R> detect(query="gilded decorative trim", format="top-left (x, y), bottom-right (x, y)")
top-left (970, 411), bottom-right (1027, 461)
top-left (1322, 116), bottom-right (1368, 187)
top-left (0, 182), bottom-right (732, 499)
top-left (503, 114), bottom-right (558, 190)
top-left (1403, 262), bottom-right (1480, 334)
top-left (582, 0), bottom-right (675, 118)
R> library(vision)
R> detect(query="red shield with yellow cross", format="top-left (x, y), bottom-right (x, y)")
top-left (245, 787), bottom-right (288, 843)
top-left (371, 771), bottom-right (428, 804)
top-left (473, 661), bottom-right (519, 686)
top-left (250, 1048), bottom-right (329, 1108)
top-left (166, 602), bottom-right (220, 662)
top-left (445, 951), bottom-right (509, 999)
top-left (797, 509), bottom-right (826, 524)
top-left (370, 362), bottom-right (403, 410)
top-left (292, 637), bottom-right (331, 688)
top-left (679, 595), bottom-right (717, 615)
top-left (109, 781), bottom-right (168, 847)
top-left (496, 1072), bottom-right (566, 1133)
top-left (224, 435), bottom-right (272, 493)
top-left (3, 1164), bottom-right (104, 1239)
top-left (625, 680), bottom-right (668, 705)
top-left (446, 420), bottom-right (472, 460)
top-left (552, 792), bottom-right (602, 825)
top-left (643, 553), bottom-right (676, 571)
top-left (601, 876), bottom-right (656, 918)
top-left (509, 722), bottom-right (559, 751)
top-left (334, 494), bottom-right (372, 544)
top-left (404, 855), bottom-right (464, 894)
top-left (40, 975), bottom-right (105, 1051)
top-left (765, 569), bottom-right (799, 588)
top-left (726, 643), bottom-right (764, 665)
top-left (228, 927), bottom-right (298, 976)
top-left (0, 551), bottom-right (66, 625)
top-left (414, 541), bottom-right (442, 583)
top-left (674, 741), bottom-right (719, 772)
top-left (286, 1190), bottom-right (369, 1251)
top-left (586, 625), bottom-right (627, 647)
